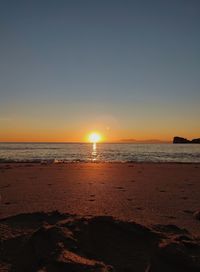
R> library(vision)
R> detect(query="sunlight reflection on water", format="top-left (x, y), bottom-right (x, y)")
top-left (91, 143), bottom-right (97, 161)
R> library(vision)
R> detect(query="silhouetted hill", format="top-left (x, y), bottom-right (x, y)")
top-left (120, 139), bottom-right (169, 143)
top-left (191, 138), bottom-right (200, 143)
top-left (173, 137), bottom-right (200, 144)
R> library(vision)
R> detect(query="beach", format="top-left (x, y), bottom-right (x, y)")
top-left (0, 162), bottom-right (200, 271)
top-left (1, 162), bottom-right (200, 233)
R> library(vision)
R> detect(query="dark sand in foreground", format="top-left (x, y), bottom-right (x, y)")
top-left (0, 163), bottom-right (200, 271)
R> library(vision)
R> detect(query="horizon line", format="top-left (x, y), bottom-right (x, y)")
top-left (0, 140), bottom-right (172, 144)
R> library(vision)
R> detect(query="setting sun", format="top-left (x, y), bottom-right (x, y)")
top-left (88, 132), bottom-right (102, 143)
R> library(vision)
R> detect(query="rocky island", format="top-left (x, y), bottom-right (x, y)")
top-left (173, 136), bottom-right (200, 144)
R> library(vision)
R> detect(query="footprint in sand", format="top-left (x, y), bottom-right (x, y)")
top-left (1, 184), bottom-right (10, 189)
top-left (181, 196), bottom-right (188, 200)
top-left (115, 186), bottom-right (124, 190)
top-left (183, 210), bottom-right (194, 214)
top-left (135, 207), bottom-right (144, 210)
top-left (114, 186), bottom-right (127, 193)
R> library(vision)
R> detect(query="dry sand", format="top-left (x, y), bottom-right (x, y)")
top-left (0, 162), bottom-right (200, 271)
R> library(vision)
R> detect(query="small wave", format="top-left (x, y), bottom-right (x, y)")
top-left (0, 143), bottom-right (200, 163)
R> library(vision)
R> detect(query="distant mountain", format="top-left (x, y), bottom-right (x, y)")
top-left (120, 139), bottom-right (169, 144)
top-left (173, 136), bottom-right (200, 144)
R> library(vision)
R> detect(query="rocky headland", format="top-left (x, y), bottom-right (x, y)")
top-left (173, 137), bottom-right (200, 144)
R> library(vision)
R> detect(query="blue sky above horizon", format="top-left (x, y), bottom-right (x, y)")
top-left (0, 0), bottom-right (200, 142)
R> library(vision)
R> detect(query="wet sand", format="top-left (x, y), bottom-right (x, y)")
top-left (0, 163), bottom-right (200, 271)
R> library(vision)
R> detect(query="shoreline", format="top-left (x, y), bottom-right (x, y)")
top-left (1, 161), bottom-right (200, 164)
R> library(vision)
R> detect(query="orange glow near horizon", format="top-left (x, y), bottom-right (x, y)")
top-left (0, 127), bottom-right (199, 143)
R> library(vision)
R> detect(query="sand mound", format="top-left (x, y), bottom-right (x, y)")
top-left (0, 212), bottom-right (200, 272)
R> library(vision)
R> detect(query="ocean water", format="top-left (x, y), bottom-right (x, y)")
top-left (0, 143), bottom-right (200, 163)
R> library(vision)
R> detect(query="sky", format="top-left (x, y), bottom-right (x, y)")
top-left (0, 0), bottom-right (200, 142)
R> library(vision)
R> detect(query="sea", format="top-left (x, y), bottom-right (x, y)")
top-left (0, 143), bottom-right (200, 163)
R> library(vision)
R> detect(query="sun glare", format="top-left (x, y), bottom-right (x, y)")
top-left (88, 132), bottom-right (102, 143)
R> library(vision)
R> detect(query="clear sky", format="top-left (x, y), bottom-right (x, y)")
top-left (0, 0), bottom-right (200, 142)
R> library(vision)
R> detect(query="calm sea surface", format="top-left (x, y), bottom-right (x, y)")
top-left (0, 143), bottom-right (200, 163)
